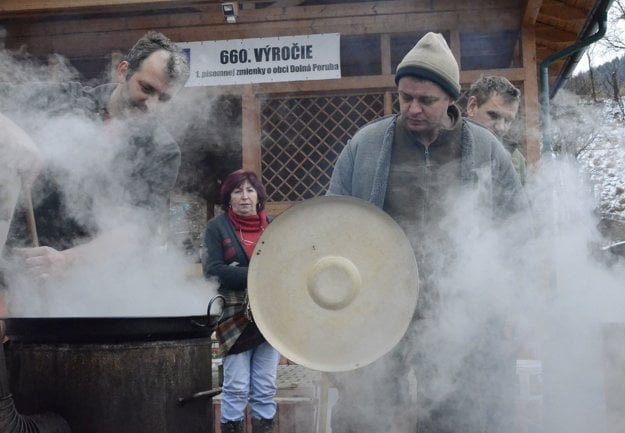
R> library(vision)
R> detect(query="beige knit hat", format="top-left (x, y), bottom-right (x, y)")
top-left (395, 32), bottom-right (461, 99)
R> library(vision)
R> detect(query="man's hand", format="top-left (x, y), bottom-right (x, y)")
top-left (13, 246), bottom-right (73, 280)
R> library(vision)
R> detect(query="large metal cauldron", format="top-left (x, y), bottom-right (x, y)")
top-left (3, 312), bottom-right (219, 433)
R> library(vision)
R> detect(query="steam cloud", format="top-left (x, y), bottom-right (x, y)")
top-left (328, 153), bottom-right (625, 432)
top-left (3, 43), bottom-right (625, 433)
top-left (0, 47), bottom-right (219, 318)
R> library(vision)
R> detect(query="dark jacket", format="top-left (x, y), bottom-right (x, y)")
top-left (202, 212), bottom-right (265, 354)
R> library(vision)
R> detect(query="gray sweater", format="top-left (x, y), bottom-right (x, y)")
top-left (327, 114), bottom-right (528, 220)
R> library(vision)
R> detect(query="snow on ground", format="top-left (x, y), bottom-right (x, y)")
top-left (575, 98), bottom-right (625, 223)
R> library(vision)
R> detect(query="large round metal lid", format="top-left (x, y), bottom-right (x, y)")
top-left (248, 196), bottom-right (419, 372)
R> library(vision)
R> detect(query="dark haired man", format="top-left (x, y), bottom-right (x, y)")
top-left (2, 30), bottom-right (190, 280)
top-left (466, 75), bottom-right (527, 184)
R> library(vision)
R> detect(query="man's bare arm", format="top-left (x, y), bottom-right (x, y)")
top-left (0, 112), bottom-right (42, 250)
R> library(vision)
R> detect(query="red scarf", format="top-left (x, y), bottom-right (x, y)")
top-left (227, 208), bottom-right (269, 257)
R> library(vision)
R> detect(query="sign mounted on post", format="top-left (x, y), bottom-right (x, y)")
top-left (178, 33), bottom-right (341, 87)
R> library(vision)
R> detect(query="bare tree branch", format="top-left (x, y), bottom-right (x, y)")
top-left (600, 0), bottom-right (625, 52)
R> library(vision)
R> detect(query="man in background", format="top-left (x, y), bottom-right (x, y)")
top-left (466, 75), bottom-right (528, 185)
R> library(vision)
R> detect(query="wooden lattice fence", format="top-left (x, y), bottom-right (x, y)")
top-left (261, 92), bottom-right (386, 203)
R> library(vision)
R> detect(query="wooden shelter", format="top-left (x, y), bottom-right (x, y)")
top-left (0, 0), bottom-right (613, 215)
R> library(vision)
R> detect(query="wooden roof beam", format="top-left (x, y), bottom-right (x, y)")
top-left (3, 8), bottom-right (522, 57)
top-left (0, 0), bottom-right (217, 15)
top-left (523, 0), bottom-right (543, 26)
top-left (535, 23), bottom-right (578, 43)
top-left (540, 0), bottom-right (589, 21)
top-left (262, 0), bottom-right (307, 7)
top-left (1, 0), bottom-right (522, 18)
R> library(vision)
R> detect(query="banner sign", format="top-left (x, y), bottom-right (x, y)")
top-left (178, 33), bottom-right (341, 87)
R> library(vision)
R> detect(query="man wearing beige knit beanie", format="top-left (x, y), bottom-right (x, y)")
top-left (327, 32), bottom-right (531, 433)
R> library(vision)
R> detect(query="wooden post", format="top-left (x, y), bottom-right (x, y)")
top-left (521, 25), bottom-right (541, 165)
top-left (242, 84), bottom-right (262, 177)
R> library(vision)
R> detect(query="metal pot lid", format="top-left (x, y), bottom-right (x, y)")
top-left (248, 196), bottom-right (418, 372)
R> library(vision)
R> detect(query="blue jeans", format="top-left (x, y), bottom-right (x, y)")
top-left (220, 341), bottom-right (280, 423)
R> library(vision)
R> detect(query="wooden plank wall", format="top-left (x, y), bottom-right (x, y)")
top-left (0, 0), bottom-right (541, 189)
